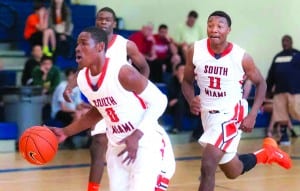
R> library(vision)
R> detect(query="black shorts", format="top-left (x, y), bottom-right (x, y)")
top-left (28, 31), bottom-right (43, 47)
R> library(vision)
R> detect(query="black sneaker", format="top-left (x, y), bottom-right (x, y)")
top-left (279, 127), bottom-right (290, 146)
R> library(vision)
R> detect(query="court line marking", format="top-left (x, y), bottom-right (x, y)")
top-left (0, 155), bottom-right (299, 174)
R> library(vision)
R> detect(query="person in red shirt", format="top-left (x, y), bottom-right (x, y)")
top-left (129, 23), bottom-right (156, 61)
top-left (24, 2), bottom-right (56, 57)
top-left (153, 24), bottom-right (181, 83)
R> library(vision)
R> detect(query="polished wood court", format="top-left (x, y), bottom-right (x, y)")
top-left (1, 137), bottom-right (300, 191)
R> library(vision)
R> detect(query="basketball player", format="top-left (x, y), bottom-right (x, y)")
top-left (181, 11), bottom-right (292, 191)
top-left (64, 7), bottom-right (175, 191)
top-left (51, 26), bottom-right (174, 191)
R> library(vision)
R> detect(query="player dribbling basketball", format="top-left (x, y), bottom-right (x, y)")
top-left (50, 26), bottom-right (174, 191)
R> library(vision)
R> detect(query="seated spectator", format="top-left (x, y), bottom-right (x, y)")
top-left (153, 24), bottom-right (181, 83)
top-left (166, 63), bottom-right (200, 134)
top-left (48, 0), bottom-right (75, 58)
top-left (31, 55), bottom-right (61, 95)
top-left (0, 60), bottom-right (4, 121)
top-left (129, 23), bottom-right (158, 80)
top-left (0, 59), bottom-right (4, 85)
top-left (24, 2), bottom-right (56, 57)
top-left (51, 68), bottom-right (90, 149)
top-left (21, 45), bottom-right (43, 86)
top-left (174, 10), bottom-right (202, 61)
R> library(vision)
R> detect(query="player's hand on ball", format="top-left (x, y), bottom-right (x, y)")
top-left (117, 129), bottom-right (144, 165)
top-left (48, 126), bottom-right (68, 143)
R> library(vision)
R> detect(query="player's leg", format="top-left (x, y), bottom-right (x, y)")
top-left (106, 145), bottom-right (129, 191)
top-left (131, 131), bottom-right (164, 191)
top-left (87, 120), bottom-right (108, 191)
top-left (155, 129), bottom-right (176, 191)
top-left (198, 99), bottom-right (247, 190)
top-left (219, 136), bottom-right (292, 181)
top-left (199, 144), bottom-right (225, 191)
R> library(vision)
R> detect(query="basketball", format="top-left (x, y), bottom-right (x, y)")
top-left (19, 126), bottom-right (58, 165)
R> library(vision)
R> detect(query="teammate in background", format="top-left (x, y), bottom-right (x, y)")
top-left (181, 10), bottom-right (292, 191)
top-left (50, 26), bottom-right (174, 191)
top-left (63, 7), bottom-right (175, 191)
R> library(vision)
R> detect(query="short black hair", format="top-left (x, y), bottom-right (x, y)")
top-left (158, 24), bottom-right (168, 30)
top-left (82, 26), bottom-right (108, 51)
top-left (208, 11), bottom-right (232, 27)
top-left (33, 2), bottom-right (45, 11)
top-left (41, 55), bottom-right (53, 63)
top-left (282, 34), bottom-right (292, 42)
top-left (97, 7), bottom-right (117, 21)
top-left (188, 10), bottom-right (198, 18)
top-left (64, 68), bottom-right (77, 77)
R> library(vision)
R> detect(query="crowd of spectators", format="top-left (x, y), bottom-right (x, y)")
top-left (4, 5), bottom-right (205, 142)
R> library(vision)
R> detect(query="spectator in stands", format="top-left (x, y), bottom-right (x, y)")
top-left (32, 55), bottom-right (61, 124)
top-left (24, 2), bottom-right (56, 57)
top-left (21, 45), bottom-right (43, 85)
top-left (153, 24), bottom-right (181, 83)
top-left (166, 63), bottom-right (197, 134)
top-left (174, 10), bottom-right (202, 61)
top-left (31, 55), bottom-right (61, 95)
top-left (51, 68), bottom-right (90, 149)
top-left (0, 59), bottom-right (4, 85)
top-left (0, 60), bottom-right (4, 121)
top-left (48, 0), bottom-right (74, 58)
top-left (129, 23), bottom-right (158, 81)
top-left (266, 34), bottom-right (299, 145)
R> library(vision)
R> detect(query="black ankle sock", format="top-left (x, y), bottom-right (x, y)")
top-left (280, 125), bottom-right (288, 134)
top-left (238, 153), bottom-right (257, 174)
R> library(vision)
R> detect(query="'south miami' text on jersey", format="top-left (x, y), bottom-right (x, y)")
top-left (204, 65), bottom-right (228, 97)
top-left (92, 96), bottom-right (136, 134)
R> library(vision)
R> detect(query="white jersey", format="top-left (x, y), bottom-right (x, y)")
top-left (193, 38), bottom-right (245, 111)
top-left (90, 34), bottom-right (129, 136)
top-left (106, 34), bottom-right (128, 61)
top-left (77, 58), bottom-right (159, 147)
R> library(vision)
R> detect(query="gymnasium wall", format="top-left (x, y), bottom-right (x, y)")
top-left (73, 0), bottom-right (300, 76)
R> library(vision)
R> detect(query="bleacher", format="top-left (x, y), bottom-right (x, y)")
top-left (2, 1), bottom-right (293, 144)
top-left (0, 1), bottom-right (98, 86)
top-left (0, 1), bottom-right (98, 144)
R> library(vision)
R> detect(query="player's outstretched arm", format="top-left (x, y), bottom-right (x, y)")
top-left (51, 107), bottom-right (102, 143)
top-left (127, 40), bottom-right (150, 78)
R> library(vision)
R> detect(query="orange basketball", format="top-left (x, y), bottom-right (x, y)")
top-left (19, 126), bottom-right (58, 165)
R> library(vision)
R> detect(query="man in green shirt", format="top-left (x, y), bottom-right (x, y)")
top-left (174, 10), bottom-right (202, 60)
top-left (32, 55), bottom-right (61, 94)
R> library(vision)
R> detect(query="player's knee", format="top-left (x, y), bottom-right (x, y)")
top-left (90, 134), bottom-right (107, 159)
top-left (91, 134), bottom-right (107, 147)
top-left (201, 159), bottom-right (217, 177)
top-left (223, 171), bottom-right (239, 179)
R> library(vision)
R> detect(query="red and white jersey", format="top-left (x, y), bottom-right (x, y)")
top-left (106, 34), bottom-right (128, 61)
top-left (77, 58), bottom-right (158, 146)
top-left (193, 38), bottom-right (245, 111)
